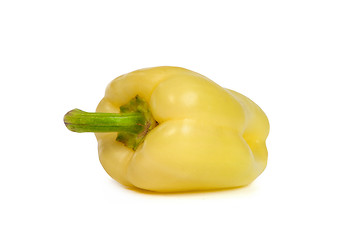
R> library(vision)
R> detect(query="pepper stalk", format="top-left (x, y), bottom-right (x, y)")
top-left (64, 95), bottom-right (158, 150)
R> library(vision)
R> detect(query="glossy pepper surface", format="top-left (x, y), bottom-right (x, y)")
top-left (64, 66), bottom-right (269, 192)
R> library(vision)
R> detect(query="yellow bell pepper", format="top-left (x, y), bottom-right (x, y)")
top-left (64, 66), bottom-right (269, 192)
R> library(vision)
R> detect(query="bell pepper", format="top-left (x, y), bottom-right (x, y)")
top-left (64, 66), bottom-right (269, 192)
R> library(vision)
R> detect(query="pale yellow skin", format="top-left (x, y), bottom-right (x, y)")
top-left (95, 67), bottom-right (269, 192)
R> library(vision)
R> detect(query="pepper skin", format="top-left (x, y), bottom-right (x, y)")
top-left (83, 66), bottom-right (269, 192)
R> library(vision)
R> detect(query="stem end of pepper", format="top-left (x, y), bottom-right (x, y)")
top-left (63, 96), bottom-right (157, 151)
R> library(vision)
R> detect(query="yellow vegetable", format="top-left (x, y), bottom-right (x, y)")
top-left (64, 66), bottom-right (269, 192)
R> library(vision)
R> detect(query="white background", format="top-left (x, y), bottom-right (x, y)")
top-left (1, 0), bottom-right (359, 239)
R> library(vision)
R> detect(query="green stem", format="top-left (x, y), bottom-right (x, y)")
top-left (64, 95), bottom-right (158, 150)
top-left (64, 109), bottom-right (145, 134)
